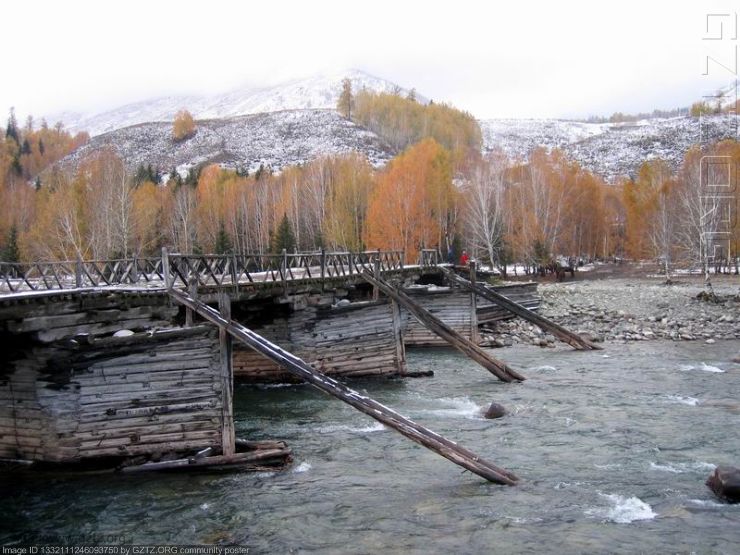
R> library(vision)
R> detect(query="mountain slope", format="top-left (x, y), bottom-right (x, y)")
top-left (62, 109), bottom-right (394, 174)
top-left (481, 114), bottom-right (738, 181)
top-left (54, 69), bottom-right (419, 137)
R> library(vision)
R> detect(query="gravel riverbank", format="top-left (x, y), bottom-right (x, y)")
top-left (483, 277), bottom-right (740, 348)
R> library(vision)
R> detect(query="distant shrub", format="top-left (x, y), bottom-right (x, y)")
top-left (172, 109), bottom-right (196, 142)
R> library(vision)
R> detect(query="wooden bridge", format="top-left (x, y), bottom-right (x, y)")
top-left (0, 248), bottom-right (436, 297)
top-left (0, 248), bottom-right (594, 484)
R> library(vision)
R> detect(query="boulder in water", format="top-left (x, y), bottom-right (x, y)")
top-left (706, 466), bottom-right (740, 503)
top-left (483, 402), bottom-right (506, 419)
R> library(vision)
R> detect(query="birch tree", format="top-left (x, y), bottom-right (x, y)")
top-left (464, 150), bottom-right (508, 270)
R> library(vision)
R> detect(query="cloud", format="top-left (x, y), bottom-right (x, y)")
top-left (1, 0), bottom-right (735, 121)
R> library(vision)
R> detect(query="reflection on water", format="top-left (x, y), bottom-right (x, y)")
top-left (2, 341), bottom-right (740, 553)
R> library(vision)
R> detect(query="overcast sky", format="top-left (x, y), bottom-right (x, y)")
top-left (2, 0), bottom-right (737, 121)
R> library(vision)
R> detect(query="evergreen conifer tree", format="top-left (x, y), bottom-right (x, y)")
top-left (215, 224), bottom-right (233, 254)
top-left (2, 226), bottom-right (21, 263)
top-left (272, 214), bottom-right (297, 253)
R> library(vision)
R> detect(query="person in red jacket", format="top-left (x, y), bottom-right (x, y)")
top-left (460, 250), bottom-right (470, 266)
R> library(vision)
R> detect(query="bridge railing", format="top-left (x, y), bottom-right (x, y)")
top-left (0, 257), bottom-right (166, 293)
top-left (0, 249), bottom-right (413, 295)
top-left (418, 249), bottom-right (440, 266)
top-left (165, 249), bottom-right (405, 288)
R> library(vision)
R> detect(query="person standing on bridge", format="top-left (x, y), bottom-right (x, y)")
top-left (460, 250), bottom-right (470, 266)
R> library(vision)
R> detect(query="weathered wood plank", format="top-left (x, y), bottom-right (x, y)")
top-left (362, 272), bottom-right (524, 382)
top-left (218, 292), bottom-right (235, 457)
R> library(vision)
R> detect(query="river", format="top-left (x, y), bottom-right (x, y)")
top-left (3, 341), bottom-right (740, 553)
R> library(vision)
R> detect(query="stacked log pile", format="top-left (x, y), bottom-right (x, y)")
top-left (1, 326), bottom-right (223, 462)
top-left (402, 286), bottom-right (474, 346)
top-left (476, 282), bottom-right (540, 324)
top-left (0, 291), bottom-right (178, 343)
top-left (0, 289), bottom-right (229, 464)
top-left (292, 301), bottom-right (403, 379)
top-left (232, 300), bottom-right (404, 382)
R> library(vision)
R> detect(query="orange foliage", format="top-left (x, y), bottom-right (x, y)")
top-left (172, 110), bottom-right (196, 142)
top-left (365, 138), bottom-right (453, 262)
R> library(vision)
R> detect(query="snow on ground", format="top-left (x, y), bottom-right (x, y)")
top-left (49, 69), bottom-right (421, 138)
top-left (61, 109), bottom-right (394, 173)
top-left (480, 114), bottom-right (738, 182)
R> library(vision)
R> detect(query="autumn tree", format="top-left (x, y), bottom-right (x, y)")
top-left (675, 142), bottom-right (740, 276)
top-left (365, 138), bottom-right (453, 263)
top-left (353, 90), bottom-right (481, 168)
top-left (507, 149), bottom-right (573, 267)
top-left (337, 78), bottom-right (353, 120)
top-left (195, 164), bottom-right (228, 252)
top-left (463, 150), bottom-right (508, 270)
top-left (172, 109), bottom-right (196, 142)
top-left (131, 180), bottom-right (168, 255)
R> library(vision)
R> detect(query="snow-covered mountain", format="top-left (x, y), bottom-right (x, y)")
top-left (53, 69), bottom-right (419, 137)
top-left (62, 109), bottom-right (394, 175)
top-left (52, 68), bottom-right (738, 183)
top-left (481, 114), bottom-right (738, 182)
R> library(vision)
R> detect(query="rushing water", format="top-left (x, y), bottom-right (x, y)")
top-left (3, 341), bottom-right (740, 553)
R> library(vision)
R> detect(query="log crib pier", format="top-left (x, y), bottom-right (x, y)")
top-left (0, 250), bottom-right (577, 483)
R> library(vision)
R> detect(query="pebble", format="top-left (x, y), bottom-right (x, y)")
top-left (481, 278), bottom-right (740, 347)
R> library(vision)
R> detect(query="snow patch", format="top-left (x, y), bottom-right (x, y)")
top-left (587, 494), bottom-right (656, 524)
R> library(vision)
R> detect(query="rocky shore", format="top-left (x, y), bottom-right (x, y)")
top-left (482, 277), bottom-right (740, 348)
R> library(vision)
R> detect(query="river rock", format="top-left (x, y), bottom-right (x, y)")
top-left (483, 402), bottom-right (507, 419)
top-left (732, 354), bottom-right (740, 363)
top-left (706, 466), bottom-right (740, 503)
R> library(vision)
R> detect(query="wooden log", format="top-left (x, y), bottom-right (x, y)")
top-left (235, 438), bottom-right (288, 450)
top-left (440, 267), bottom-right (601, 351)
top-left (168, 288), bottom-right (519, 485)
top-left (77, 412), bottom-right (221, 431)
top-left (362, 272), bottom-right (524, 382)
top-left (469, 261), bottom-right (479, 344)
top-left (120, 447), bottom-right (291, 473)
top-left (185, 278), bottom-right (198, 327)
top-left (218, 292), bottom-right (235, 457)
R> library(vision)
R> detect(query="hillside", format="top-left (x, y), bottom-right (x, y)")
top-left (62, 109), bottom-right (394, 174)
top-left (52, 69), bottom-right (738, 182)
top-left (481, 113), bottom-right (738, 181)
top-left (52, 69), bottom-right (420, 137)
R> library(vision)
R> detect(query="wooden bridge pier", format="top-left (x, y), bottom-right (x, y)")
top-left (441, 266), bottom-right (601, 351)
top-left (168, 287), bottom-right (518, 485)
top-left (361, 271), bottom-right (525, 382)
top-left (0, 250), bottom-right (546, 482)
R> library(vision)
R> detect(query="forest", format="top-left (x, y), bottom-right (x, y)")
top-left (1, 93), bottom-right (739, 274)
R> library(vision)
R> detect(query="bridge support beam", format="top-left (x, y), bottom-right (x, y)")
top-left (361, 271), bottom-right (524, 382)
top-left (168, 287), bottom-right (519, 485)
top-left (440, 267), bottom-right (601, 351)
top-left (219, 292), bottom-right (235, 456)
